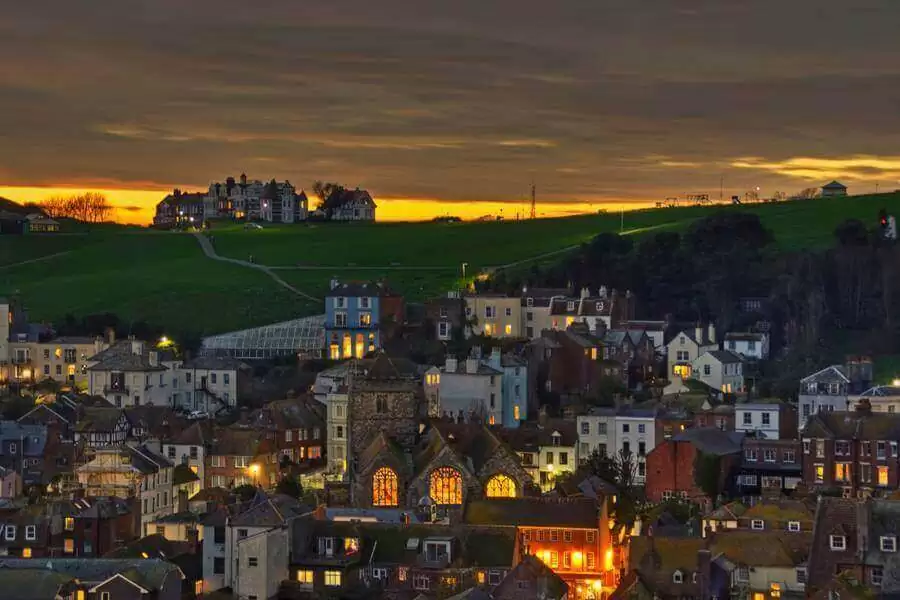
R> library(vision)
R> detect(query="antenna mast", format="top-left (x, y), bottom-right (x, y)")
top-left (530, 183), bottom-right (536, 220)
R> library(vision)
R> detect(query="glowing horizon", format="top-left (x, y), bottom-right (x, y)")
top-left (0, 185), bottom-right (652, 225)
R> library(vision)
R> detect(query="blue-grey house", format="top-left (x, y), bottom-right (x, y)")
top-left (324, 280), bottom-right (403, 359)
top-left (487, 348), bottom-right (528, 428)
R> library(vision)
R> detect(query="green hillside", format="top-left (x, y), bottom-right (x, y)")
top-left (1, 191), bottom-right (898, 337)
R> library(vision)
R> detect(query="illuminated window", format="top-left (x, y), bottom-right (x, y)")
top-left (429, 467), bottom-right (463, 505)
top-left (22, 547), bottom-right (31, 558)
top-left (753, 594), bottom-right (765, 600)
top-left (489, 414), bottom-right (496, 425)
top-left (296, 570), bottom-right (313, 584)
top-left (64, 518), bottom-right (74, 531)
top-left (771, 583), bottom-right (782, 598)
top-left (195, 581), bottom-right (203, 595)
top-left (505, 324), bottom-right (512, 335)
top-left (814, 464), bottom-right (824, 482)
top-left (54, 347), bottom-right (62, 359)
top-left (342, 335), bottom-right (352, 358)
top-left (398, 567), bottom-right (408, 581)
top-left (485, 474), bottom-right (517, 498)
top-left (514, 405), bottom-right (520, 420)
top-left (565, 317), bottom-right (574, 327)
top-left (477, 571), bottom-right (485, 584)
top-left (325, 571), bottom-right (341, 587)
top-left (484, 323), bottom-right (493, 336)
top-left (591, 348), bottom-right (598, 360)
top-left (834, 463), bottom-right (851, 482)
top-left (673, 364), bottom-right (691, 378)
top-left (345, 538), bottom-right (360, 554)
top-left (878, 466), bottom-right (889, 486)
top-left (373, 467), bottom-right (399, 506)
top-left (76, 592), bottom-right (86, 600)
top-left (64, 538), bottom-right (74, 554)
top-left (329, 344), bottom-right (340, 360)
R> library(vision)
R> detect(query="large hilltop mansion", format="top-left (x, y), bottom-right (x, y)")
top-left (152, 174), bottom-right (376, 226)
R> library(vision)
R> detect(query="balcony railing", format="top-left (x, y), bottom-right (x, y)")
top-left (103, 385), bottom-right (130, 396)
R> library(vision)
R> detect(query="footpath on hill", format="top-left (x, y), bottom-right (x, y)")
top-left (192, 233), bottom-right (321, 303)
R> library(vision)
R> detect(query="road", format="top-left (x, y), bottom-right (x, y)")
top-left (193, 233), bottom-right (322, 303)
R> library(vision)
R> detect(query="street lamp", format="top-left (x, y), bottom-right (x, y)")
top-left (461, 262), bottom-right (468, 280)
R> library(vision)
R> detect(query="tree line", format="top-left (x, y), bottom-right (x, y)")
top-left (31, 192), bottom-right (112, 222)
top-left (481, 211), bottom-right (900, 397)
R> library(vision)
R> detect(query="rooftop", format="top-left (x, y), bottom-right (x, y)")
top-left (464, 497), bottom-right (598, 528)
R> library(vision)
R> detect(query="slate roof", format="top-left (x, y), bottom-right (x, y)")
top-left (127, 445), bottom-right (174, 474)
top-left (229, 493), bottom-right (311, 528)
top-left (243, 397), bottom-right (325, 431)
top-left (0, 558), bottom-right (182, 592)
top-left (703, 350), bottom-right (744, 364)
top-left (87, 340), bottom-right (173, 372)
top-left (103, 533), bottom-right (194, 559)
top-left (323, 189), bottom-right (376, 212)
top-left (173, 464), bottom-right (200, 486)
top-left (494, 555), bottom-right (568, 599)
top-left (443, 361), bottom-right (502, 376)
top-left (360, 353), bottom-right (420, 381)
top-left (74, 408), bottom-right (125, 433)
top-left (327, 280), bottom-right (394, 298)
top-left (807, 497), bottom-right (860, 589)
top-left (171, 421), bottom-right (215, 446)
top-left (207, 427), bottom-right (275, 456)
top-left (424, 422), bottom-right (514, 475)
top-left (628, 535), bottom-right (707, 597)
top-left (801, 410), bottom-right (900, 440)
top-left (125, 406), bottom-right (186, 439)
top-left (0, 570), bottom-right (73, 600)
top-left (0, 422), bottom-right (46, 456)
top-left (801, 365), bottom-right (850, 385)
top-left (463, 498), bottom-right (598, 528)
top-left (671, 428), bottom-right (744, 456)
top-left (712, 530), bottom-right (811, 568)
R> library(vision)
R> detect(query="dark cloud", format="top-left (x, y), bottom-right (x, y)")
top-left (3, 0), bottom-right (900, 205)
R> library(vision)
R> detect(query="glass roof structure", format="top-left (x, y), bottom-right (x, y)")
top-left (199, 313), bottom-right (325, 359)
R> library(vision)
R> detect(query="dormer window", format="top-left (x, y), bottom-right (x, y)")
top-left (788, 521), bottom-right (801, 532)
top-left (751, 520), bottom-right (764, 531)
top-left (880, 536), bottom-right (897, 552)
top-left (830, 535), bottom-right (846, 551)
top-left (673, 570), bottom-right (684, 584)
top-left (551, 432), bottom-right (561, 447)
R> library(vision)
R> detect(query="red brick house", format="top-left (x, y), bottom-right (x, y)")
top-left (800, 402), bottom-right (900, 494)
top-left (735, 438), bottom-right (802, 500)
top-left (241, 396), bottom-right (326, 468)
top-left (205, 426), bottom-right (279, 489)
top-left (542, 327), bottom-right (624, 399)
top-left (645, 428), bottom-right (744, 509)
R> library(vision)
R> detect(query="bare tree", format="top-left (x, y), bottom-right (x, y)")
top-left (311, 181), bottom-right (344, 211)
top-left (792, 187), bottom-right (820, 200)
top-left (38, 192), bottom-right (112, 222)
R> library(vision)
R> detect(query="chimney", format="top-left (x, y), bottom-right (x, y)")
top-left (856, 397), bottom-right (873, 415)
top-left (697, 548), bottom-right (712, 600)
top-left (599, 285), bottom-right (608, 298)
top-left (105, 327), bottom-right (116, 345)
top-left (538, 405), bottom-right (549, 427)
top-left (148, 351), bottom-right (158, 367)
top-left (330, 278), bottom-right (339, 290)
top-left (708, 322), bottom-right (716, 344)
top-left (130, 340), bottom-right (143, 355)
top-left (445, 357), bottom-right (458, 373)
top-left (695, 325), bottom-right (704, 344)
top-left (240, 173), bottom-right (247, 185)
top-left (465, 357), bottom-right (478, 374)
top-left (580, 287), bottom-right (590, 299)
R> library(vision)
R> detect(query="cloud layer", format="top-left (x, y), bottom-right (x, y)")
top-left (3, 0), bottom-right (900, 205)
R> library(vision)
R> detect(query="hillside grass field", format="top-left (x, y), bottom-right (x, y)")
top-left (1, 190), bottom-right (899, 336)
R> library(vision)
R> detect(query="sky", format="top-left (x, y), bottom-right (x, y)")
top-left (3, 1), bottom-right (900, 223)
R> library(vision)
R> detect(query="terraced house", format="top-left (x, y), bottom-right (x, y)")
top-left (86, 339), bottom-right (179, 408)
top-left (325, 280), bottom-right (404, 359)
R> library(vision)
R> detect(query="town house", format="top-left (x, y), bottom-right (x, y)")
top-left (465, 293), bottom-right (523, 338)
top-left (10, 336), bottom-right (107, 388)
top-left (576, 407), bottom-right (616, 464)
top-left (426, 354), bottom-right (503, 425)
top-left (172, 355), bottom-right (251, 414)
top-left (242, 396), bottom-right (326, 469)
top-left (425, 292), bottom-right (466, 341)
top-left (703, 497), bottom-right (815, 536)
top-left (601, 329), bottom-right (656, 389)
top-left (691, 350), bottom-right (745, 395)
top-left (724, 331), bottom-right (770, 360)
top-left (73, 407), bottom-right (131, 449)
top-left (323, 188), bottom-right (377, 221)
top-left (503, 417), bottom-right (577, 492)
top-left (325, 280), bottom-right (404, 359)
top-left (735, 400), bottom-right (798, 440)
top-left (86, 339), bottom-right (179, 408)
top-left (541, 326), bottom-right (623, 402)
top-left (735, 438), bottom-right (803, 500)
top-left (798, 358), bottom-right (872, 433)
top-left (520, 286), bottom-right (573, 339)
top-left (800, 401), bottom-right (900, 494)
top-left (665, 324), bottom-right (718, 394)
top-left (205, 426), bottom-right (279, 489)
top-left (613, 408), bottom-right (657, 484)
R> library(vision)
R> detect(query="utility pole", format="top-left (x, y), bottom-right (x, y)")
top-left (530, 183), bottom-right (536, 220)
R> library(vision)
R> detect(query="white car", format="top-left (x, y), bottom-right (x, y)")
top-left (188, 410), bottom-right (209, 420)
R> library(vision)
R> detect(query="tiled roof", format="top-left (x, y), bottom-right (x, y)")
top-left (501, 419), bottom-right (578, 450)
top-left (425, 422), bottom-right (515, 475)
top-left (712, 530), bottom-right (811, 567)
top-left (463, 497), bottom-right (598, 528)
top-left (74, 407), bottom-right (125, 433)
top-left (173, 464), bottom-right (199, 485)
top-left (229, 493), bottom-right (311, 528)
top-left (0, 558), bottom-right (181, 592)
top-left (87, 340), bottom-right (173, 372)
top-left (671, 428), bottom-right (744, 456)
top-left (703, 350), bottom-right (744, 364)
top-left (807, 497), bottom-right (860, 589)
top-left (801, 410), bottom-right (900, 440)
top-left (494, 555), bottom-right (568, 598)
top-left (361, 353), bottom-right (420, 381)
top-left (103, 533), bottom-right (194, 559)
top-left (208, 426), bottom-right (276, 456)
top-left (242, 397), bottom-right (325, 431)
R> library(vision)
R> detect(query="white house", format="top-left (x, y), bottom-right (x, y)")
top-left (203, 494), bottom-right (310, 599)
top-left (576, 407), bottom-right (616, 464)
top-left (724, 332), bottom-right (769, 360)
top-left (162, 421), bottom-right (211, 494)
top-left (613, 409), bottom-right (656, 484)
top-left (429, 355), bottom-right (503, 425)
top-left (691, 350), bottom-right (745, 395)
top-left (735, 401), bottom-right (788, 440)
top-left (86, 340), bottom-right (179, 408)
top-left (173, 356), bottom-right (250, 414)
top-left (798, 365), bottom-right (850, 433)
top-left (821, 180), bottom-right (848, 197)
top-left (325, 387), bottom-right (349, 479)
top-left (325, 189), bottom-right (376, 221)
top-left (665, 324), bottom-right (718, 394)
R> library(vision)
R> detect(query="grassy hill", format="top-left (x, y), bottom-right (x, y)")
top-left (1, 191), bottom-right (899, 337)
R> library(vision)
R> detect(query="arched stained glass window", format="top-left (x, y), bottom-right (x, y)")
top-left (485, 474), bottom-right (516, 498)
top-left (429, 467), bottom-right (463, 505)
top-left (373, 467), bottom-right (399, 506)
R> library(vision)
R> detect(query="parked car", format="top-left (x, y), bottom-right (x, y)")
top-left (188, 410), bottom-right (209, 420)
